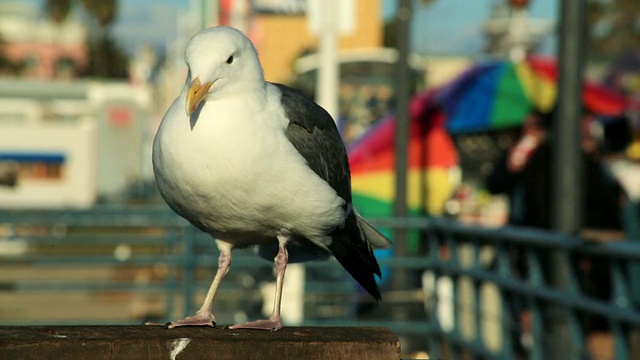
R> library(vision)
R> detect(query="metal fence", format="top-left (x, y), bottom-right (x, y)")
top-left (411, 217), bottom-right (640, 359)
top-left (1, 206), bottom-right (639, 359)
top-left (0, 206), bottom-right (357, 328)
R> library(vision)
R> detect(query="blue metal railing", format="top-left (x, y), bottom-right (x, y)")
top-left (414, 217), bottom-right (640, 359)
top-left (1, 207), bottom-right (639, 359)
top-left (0, 206), bottom-right (357, 326)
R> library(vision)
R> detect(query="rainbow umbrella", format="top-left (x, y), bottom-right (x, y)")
top-left (348, 91), bottom-right (458, 255)
top-left (438, 57), bottom-right (630, 134)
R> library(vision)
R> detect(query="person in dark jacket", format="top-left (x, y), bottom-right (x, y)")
top-left (485, 106), bottom-right (625, 357)
top-left (486, 108), bottom-right (623, 230)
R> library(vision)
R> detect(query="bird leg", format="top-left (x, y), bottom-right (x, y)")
top-left (166, 249), bottom-right (231, 328)
top-left (228, 239), bottom-right (288, 331)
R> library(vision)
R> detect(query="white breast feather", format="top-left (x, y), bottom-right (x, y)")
top-left (153, 87), bottom-right (345, 246)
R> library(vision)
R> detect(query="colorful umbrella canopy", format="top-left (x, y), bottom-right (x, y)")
top-left (348, 91), bottom-right (459, 254)
top-left (438, 57), bottom-right (631, 134)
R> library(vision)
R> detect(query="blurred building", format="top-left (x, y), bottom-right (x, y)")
top-left (217, 0), bottom-right (383, 83)
top-left (164, 0), bottom-right (471, 122)
top-left (0, 2), bottom-right (156, 209)
top-left (291, 48), bottom-right (422, 143)
top-left (482, 0), bottom-right (553, 61)
top-left (0, 79), bottom-right (151, 208)
top-left (0, 2), bottom-right (87, 79)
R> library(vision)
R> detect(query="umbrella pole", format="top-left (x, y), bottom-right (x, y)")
top-left (392, 0), bottom-right (412, 311)
top-left (546, 0), bottom-right (586, 358)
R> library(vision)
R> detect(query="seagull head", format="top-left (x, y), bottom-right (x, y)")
top-left (183, 26), bottom-right (265, 116)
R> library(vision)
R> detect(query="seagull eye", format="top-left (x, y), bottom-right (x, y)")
top-left (226, 55), bottom-right (234, 64)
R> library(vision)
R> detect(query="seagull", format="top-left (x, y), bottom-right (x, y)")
top-left (152, 26), bottom-right (391, 331)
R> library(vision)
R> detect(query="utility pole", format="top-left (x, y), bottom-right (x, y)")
top-left (199, 0), bottom-right (218, 29)
top-left (308, 0), bottom-right (355, 120)
top-left (392, 0), bottom-right (412, 310)
top-left (546, 0), bottom-right (586, 357)
top-left (314, 0), bottom-right (339, 119)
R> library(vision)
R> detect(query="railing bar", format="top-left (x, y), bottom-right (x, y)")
top-left (435, 263), bottom-right (640, 325)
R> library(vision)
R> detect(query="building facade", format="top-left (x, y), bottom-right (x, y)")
top-left (0, 2), bottom-right (87, 79)
top-left (217, 0), bottom-right (383, 83)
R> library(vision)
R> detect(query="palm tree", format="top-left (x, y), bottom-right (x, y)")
top-left (45, 0), bottom-right (116, 27)
top-left (0, 35), bottom-right (23, 75)
top-left (45, 0), bottom-right (72, 23)
top-left (44, 0), bottom-right (126, 78)
top-left (79, 0), bottom-right (117, 27)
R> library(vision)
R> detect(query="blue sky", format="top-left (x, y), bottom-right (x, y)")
top-left (18, 0), bottom-right (558, 56)
top-left (395, 0), bottom-right (557, 54)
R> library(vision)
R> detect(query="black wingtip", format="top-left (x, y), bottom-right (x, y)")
top-left (328, 233), bottom-right (384, 302)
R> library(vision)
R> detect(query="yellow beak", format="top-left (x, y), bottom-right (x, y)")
top-left (185, 77), bottom-right (214, 116)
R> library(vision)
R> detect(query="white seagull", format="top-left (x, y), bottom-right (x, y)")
top-left (153, 26), bottom-right (391, 331)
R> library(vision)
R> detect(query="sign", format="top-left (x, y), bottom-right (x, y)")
top-left (106, 105), bottom-right (134, 128)
top-left (308, 0), bottom-right (355, 35)
top-left (253, 0), bottom-right (307, 15)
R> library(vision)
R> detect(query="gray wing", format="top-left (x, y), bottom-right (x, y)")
top-left (272, 83), bottom-right (388, 301)
top-left (272, 83), bottom-right (352, 203)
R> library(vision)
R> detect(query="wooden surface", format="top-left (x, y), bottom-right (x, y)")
top-left (0, 326), bottom-right (401, 360)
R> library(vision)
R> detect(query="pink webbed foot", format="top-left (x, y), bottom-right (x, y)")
top-left (228, 316), bottom-right (282, 331)
top-left (227, 240), bottom-right (287, 332)
top-left (164, 310), bottom-right (217, 329)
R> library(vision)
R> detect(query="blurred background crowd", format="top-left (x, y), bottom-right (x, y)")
top-left (1, 0), bottom-right (640, 358)
top-left (0, 0), bottom-right (637, 227)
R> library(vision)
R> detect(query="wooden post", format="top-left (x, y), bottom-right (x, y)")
top-left (0, 326), bottom-right (400, 360)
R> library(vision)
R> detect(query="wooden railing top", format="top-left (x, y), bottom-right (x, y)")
top-left (0, 325), bottom-right (401, 360)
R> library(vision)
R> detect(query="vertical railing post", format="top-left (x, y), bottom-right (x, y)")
top-left (530, 300), bottom-right (544, 360)
top-left (426, 228), bottom-right (442, 358)
top-left (182, 225), bottom-right (197, 317)
top-left (527, 248), bottom-right (544, 360)
top-left (495, 242), bottom-right (513, 359)
top-left (612, 261), bottom-right (631, 358)
top-left (164, 226), bottom-right (179, 322)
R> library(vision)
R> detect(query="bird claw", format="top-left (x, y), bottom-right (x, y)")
top-left (163, 312), bottom-right (217, 329)
top-left (228, 318), bottom-right (282, 331)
